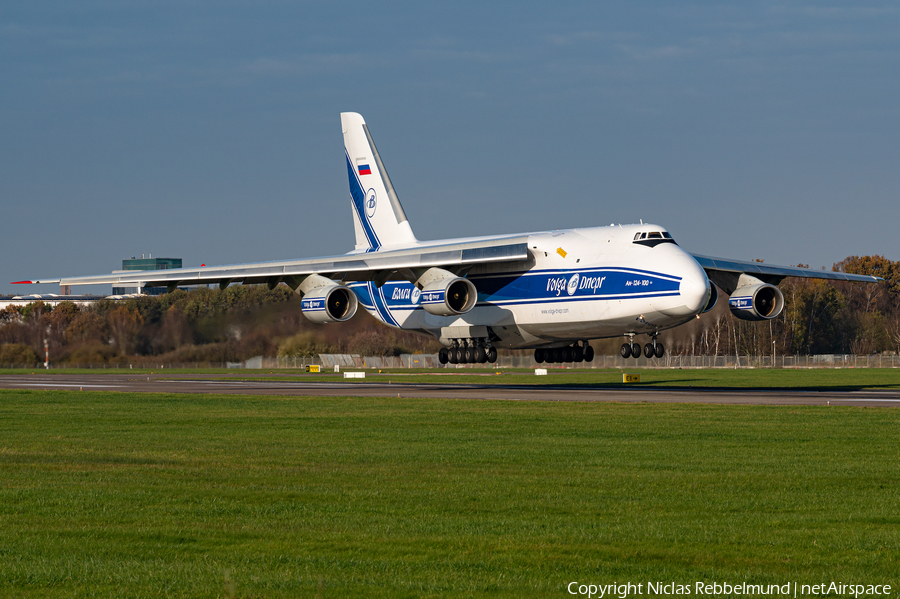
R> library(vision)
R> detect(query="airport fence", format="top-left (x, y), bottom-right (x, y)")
top-left (3, 353), bottom-right (898, 370)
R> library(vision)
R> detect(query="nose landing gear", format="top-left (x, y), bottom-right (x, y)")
top-left (621, 333), bottom-right (665, 359)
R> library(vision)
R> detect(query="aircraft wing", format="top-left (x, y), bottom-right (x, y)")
top-left (692, 253), bottom-right (883, 294)
top-left (17, 236), bottom-right (530, 292)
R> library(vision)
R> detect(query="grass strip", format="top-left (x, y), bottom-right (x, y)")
top-left (0, 389), bottom-right (897, 597)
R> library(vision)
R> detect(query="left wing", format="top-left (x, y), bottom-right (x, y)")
top-left (692, 253), bottom-right (882, 294)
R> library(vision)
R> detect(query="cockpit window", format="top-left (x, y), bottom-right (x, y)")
top-left (632, 230), bottom-right (677, 247)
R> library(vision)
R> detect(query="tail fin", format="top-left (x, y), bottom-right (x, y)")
top-left (342, 112), bottom-right (417, 251)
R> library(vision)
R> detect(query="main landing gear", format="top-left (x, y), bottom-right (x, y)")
top-left (533, 341), bottom-right (594, 364)
top-left (620, 333), bottom-right (665, 360)
top-left (439, 338), bottom-right (497, 365)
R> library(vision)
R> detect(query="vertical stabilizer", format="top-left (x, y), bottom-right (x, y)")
top-left (342, 112), bottom-right (417, 251)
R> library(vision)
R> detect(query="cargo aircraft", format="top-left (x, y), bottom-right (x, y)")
top-left (14, 113), bottom-right (880, 364)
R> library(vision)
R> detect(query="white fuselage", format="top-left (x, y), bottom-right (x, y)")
top-left (349, 224), bottom-right (711, 349)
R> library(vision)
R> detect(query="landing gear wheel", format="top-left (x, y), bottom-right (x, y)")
top-left (632, 343), bottom-right (642, 359)
top-left (562, 347), bottom-right (573, 363)
top-left (467, 347), bottom-right (478, 363)
top-left (534, 348), bottom-right (545, 363)
top-left (584, 345), bottom-right (594, 362)
top-left (620, 343), bottom-right (632, 359)
top-left (476, 347), bottom-right (487, 363)
top-left (487, 347), bottom-right (498, 363)
top-left (449, 348), bottom-right (459, 364)
top-left (643, 343), bottom-right (654, 359)
top-left (458, 348), bottom-right (468, 364)
top-left (439, 348), bottom-right (449, 365)
top-left (654, 343), bottom-right (665, 359)
top-left (573, 345), bottom-right (584, 362)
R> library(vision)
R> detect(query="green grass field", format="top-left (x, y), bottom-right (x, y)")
top-left (1, 389), bottom-right (897, 597)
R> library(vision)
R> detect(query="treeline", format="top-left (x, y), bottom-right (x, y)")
top-left (0, 285), bottom-right (440, 366)
top-left (1, 255), bottom-right (898, 365)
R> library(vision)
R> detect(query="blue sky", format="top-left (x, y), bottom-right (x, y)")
top-left (2, 2), bottom-right (898, 295)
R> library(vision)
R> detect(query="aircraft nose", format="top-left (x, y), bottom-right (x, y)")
top-left (660, 263), bottom-right (710, 318)
top-left (680, 271), bottom-right (710, 315)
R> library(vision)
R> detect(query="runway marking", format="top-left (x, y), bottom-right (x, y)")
top-left (822, 397), bottom-right (900, 403)
top-left (9, 383), bottom-right (124, 388)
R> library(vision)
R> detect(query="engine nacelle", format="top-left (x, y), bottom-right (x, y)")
top-left (416, 268), bottom-right (478, 316)
top-left (729, 283), bottom-right (784, 321)
top-left (300, 284), bottom-right (358, 324)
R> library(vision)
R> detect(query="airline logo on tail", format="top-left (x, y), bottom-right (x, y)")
top-left (365, 189), bottom-right (377, 218)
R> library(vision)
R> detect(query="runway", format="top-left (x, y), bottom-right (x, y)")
top-left (1, 373), bottom-right (899, 406)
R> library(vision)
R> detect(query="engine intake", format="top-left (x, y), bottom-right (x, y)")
top-left (416, 268), bottom-right (478, 316)
top-left (729, 282), bottom-right (784, 321)
top-left (300, 284), bottom-right (358, 323)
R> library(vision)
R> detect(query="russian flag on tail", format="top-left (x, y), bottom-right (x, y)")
top-left (356, 159), bottom-right (371, 176)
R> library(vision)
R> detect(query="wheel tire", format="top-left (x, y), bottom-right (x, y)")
top-left (573, 345), bottom-right (584, 362)
top-left (554, 348), bottom-right (565, 363)
top-left (439, 348), bottom-right (449, 365)
top-left (643, 343), bottom-right (654, 359)
top-left (632, 343), bottom-right (642, 359)
top-left (449, 348), bottom-right (459, 364)
top-left (620, 343), bottom-right (632, 359)
top-left (534, 348), bottom-right (544, 363)
top-left (562, 347), bottom-right (573, 362)
top-left (469, 347), bottom-right (479, 363)
top-left (476, 347), bottom-right (487, 363)
top-left (654, 343), bottom-right (665, 359)
top-left (584, 345), bottom-right (594, 362)
top-left (487, 347), bottom-right (498, 363)
top-left (458, 348), bottom-right (468, 364)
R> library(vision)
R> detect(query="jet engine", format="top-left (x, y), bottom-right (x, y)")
top-left (415, 267), bottom-right (478, 316)
top-left (298, 275), bottom-right (358, 324)
top-left (728, 282), bottom-right (784, 321)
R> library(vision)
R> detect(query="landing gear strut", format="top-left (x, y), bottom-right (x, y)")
top-left (621, 333), bottom-right (665, 360)
top-left (440, 338), bottom-right (496, 365)
top-left (534, 341), bottom-right (593, 364)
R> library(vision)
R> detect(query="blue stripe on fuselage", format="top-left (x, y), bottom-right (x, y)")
top-left (349, 269), bottom-right (683, 315)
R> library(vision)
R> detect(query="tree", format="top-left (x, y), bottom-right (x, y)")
top-left (0, 343), bottom-right (39, 366)
top-left (107, 306), bottom-right (144, 356)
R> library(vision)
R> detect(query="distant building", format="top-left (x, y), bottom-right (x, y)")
top-left (112, 255), bottom-right (183, 296)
